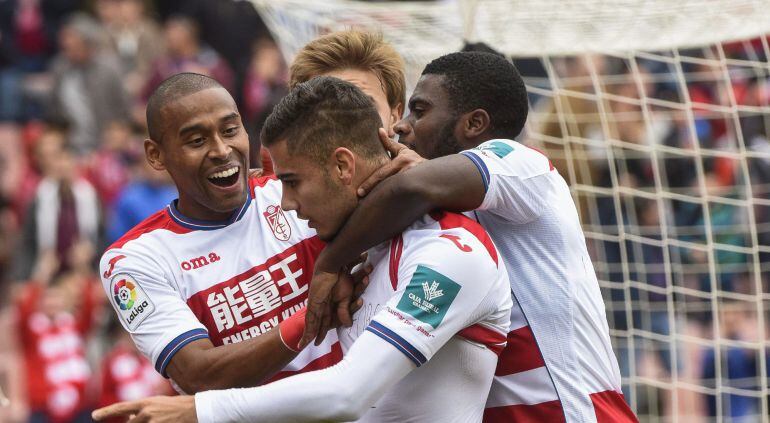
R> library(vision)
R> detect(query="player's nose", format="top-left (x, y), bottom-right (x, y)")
top-left (209, 134), bottom-right (232, 160)
top-left (281, 195), bottom-right (298, 213)
top-left (394, 118), bottom-right (413, 144)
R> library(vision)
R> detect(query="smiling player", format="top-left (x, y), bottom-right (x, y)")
top-left (98, 73), bottom-right (361, 396)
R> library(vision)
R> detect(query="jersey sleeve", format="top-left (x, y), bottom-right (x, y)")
top-left (99, 249), bottom-right (208, 378)
top-left (365, 229), bottom-right (509, 366)
top-left (460, 139), bottom-right (558, 224)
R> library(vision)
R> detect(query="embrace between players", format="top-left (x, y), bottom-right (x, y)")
top-left (93, 31), bottom-right (638, 422)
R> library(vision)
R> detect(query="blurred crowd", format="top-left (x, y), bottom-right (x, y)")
top-left (1, 0), bottom-right (769, 421)
top-left (0, 1), bottom-right (286, 421)
top-left (520, 46), bottom-right (770, 420)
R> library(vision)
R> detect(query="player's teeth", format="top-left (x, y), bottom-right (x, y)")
top-left (209, 167), bottom-right (239, 179)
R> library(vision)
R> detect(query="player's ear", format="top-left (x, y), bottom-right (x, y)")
top-left (332, 147), bottom-right (356, 185)
top-left (144, 139), bottom-right (166, 171)
top-left (461, 109), bottom-right (491, 140)
top-left (387, 103), bottom-right (404, 137)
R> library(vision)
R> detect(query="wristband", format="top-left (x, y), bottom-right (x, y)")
top-left (279, 307), bottom-right (307, 352)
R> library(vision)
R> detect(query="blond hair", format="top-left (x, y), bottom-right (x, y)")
top-left (289, 30), bottom-right (406, 110)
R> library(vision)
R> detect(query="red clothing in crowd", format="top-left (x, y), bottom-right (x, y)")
top-left (16, 281), bottom-right (98, 422)
top-left (98, 342), bottom-right (168, 422)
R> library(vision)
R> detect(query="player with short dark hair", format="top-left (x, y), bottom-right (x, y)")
top-left (96, 73), bottom-right (365, 403)
top-left (420, 52), bottom-right (527, 141)
top-left (93, 76), bottom-right (512, 423)
top-left (302, 52), bottom-right (638, 422)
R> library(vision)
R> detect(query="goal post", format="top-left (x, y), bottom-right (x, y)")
top-left (251, 1), bottom-right (770, 421)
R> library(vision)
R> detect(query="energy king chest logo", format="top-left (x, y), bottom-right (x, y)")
top-left (396, 265), bottom-right (461, 328)
top-left (110, 273), bottom-right (155, 330)
top-left (477, 141), bottom-right (514, 158)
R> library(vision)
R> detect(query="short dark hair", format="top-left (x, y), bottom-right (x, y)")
top-left (422, 52), bottom-right (528, 139)
top-left (146, 73), bottom-right (224, 142)
top-left (261, 76), bottom-right (385, 163)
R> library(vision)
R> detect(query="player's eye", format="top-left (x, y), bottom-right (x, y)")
top-left (223, 126), bottom-right (240, 137)
top-left (412, 108), bottom-right (425, 119)
top-left (189, 137), bottom-right (205, 146)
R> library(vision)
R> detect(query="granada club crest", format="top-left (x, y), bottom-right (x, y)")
top-left (264, 205), bottom-right (291, 241)
top-left (113, 278), bottom-right (137, 310)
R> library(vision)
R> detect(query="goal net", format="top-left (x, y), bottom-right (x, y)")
top-left (252, 1), bottom-right (770, 421)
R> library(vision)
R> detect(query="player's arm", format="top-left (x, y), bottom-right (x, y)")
top-left (93, 331), bottom-right (414, 423)
top-left (100, 251), bottom-right (306, 394)
top-left (164, 309), bottom-right (305, 394)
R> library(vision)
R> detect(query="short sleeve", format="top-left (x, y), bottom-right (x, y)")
top-left (460, 139), bottom-right (558, 224)
top-left (100, 250), bottom-right (208, 377)
top-left (365, 231), bottom-right (506, 366)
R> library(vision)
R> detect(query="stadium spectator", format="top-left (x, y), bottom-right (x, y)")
top-left (105, 149), bottom-right (176, 244)
top-left (241, 37), bottom-right (287, 167)
top-left (48, 13), bottom-right (130, 156)
top-left (701, 302), bottom-right (762, 420)
top-left (13, 249), bottom-right (101, 423)
top-left (97, 317), bottom-right (171, 422)
top-left (95, 0), bottom-right (165, 98)
top-left (84, 120), bottom-right (139, 208)
top-left (13, 139), bottom-right (100, 281)
top-left (0, 0), bottom-right (80, 121)
top-left (140, 16), bottom-right (233, 105)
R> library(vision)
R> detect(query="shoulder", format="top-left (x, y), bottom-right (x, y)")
top-left (104, 208), bottom-right (190, 253)
top-left (462, 139), bottom-right (554, 179)
top-left (399, 212), bottom-right (499, 275)
top-left (248, 175), bottom-right (280, 197)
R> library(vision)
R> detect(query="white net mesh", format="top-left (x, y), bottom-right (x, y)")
top-left (252, 1), bottom-right (770, 421)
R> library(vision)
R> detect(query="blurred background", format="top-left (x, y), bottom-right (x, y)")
top-left (0, 0), bottom-right (769, 422)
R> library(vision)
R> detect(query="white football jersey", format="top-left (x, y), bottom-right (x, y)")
top-left (99, 176), bottom-right (341, 385)
top-left (338, 211), bottom-right (512, 423)
top-left (460, 140), bottom-right (637, 422)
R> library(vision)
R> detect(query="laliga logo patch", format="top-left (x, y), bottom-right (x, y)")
top-left (110, 273), bottom-right (155, 330)
top-left (113, 278), bottom-right (137, 310)
top-left (263, 205), bottom-right (291, 241)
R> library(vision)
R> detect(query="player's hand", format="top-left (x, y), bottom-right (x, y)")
top-left (92, 396), bottom-right (197, 423)
top-left (329, 254), bottom-right (372, 329)
top-left (301, 270), bottom-right (338, 348)
top-left (301, 254), bottom-right (372, 348)
top-left (357, 128), bottom-right (426, 197)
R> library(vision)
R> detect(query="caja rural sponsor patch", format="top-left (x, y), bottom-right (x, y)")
top-left (396, 265), bottom-right (461, 329)
top-left (111, 273), bottom-right (155, 330)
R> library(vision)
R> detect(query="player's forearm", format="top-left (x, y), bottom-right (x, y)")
top-left (168, 329), bottom-right (298, 393)
top-left (194, 332), bottom-right (412, 423)
top-left (317, 173), bottom-right (428, 273)
top-left (318, 155), bottom-right (484, 272)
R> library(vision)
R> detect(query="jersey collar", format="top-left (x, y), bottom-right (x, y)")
top-left (166, 191), bottom-right (252, 231)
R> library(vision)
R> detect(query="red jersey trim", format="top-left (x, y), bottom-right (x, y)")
top-left (107, 209), bottom-right (191, 251)
top-left (388, 235), bottom-right (404, 290)
top-left (430, 211), bottom-right (498, 266)
top-left (483, 399), bottom-right (566, 423)
top-left (495, 325), bottom-right (547, 376)
top-left (249, 174), bottom-right (277, 192)
top-left (591, 390), bottom-right (638, 423)
top-left (457, 323), bottom-right (507, 355)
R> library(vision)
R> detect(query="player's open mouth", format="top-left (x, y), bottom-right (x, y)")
top-left (207, 166), bottom-right (241, 188)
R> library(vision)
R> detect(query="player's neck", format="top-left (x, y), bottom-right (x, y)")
top-left (175, 194), bottom-right (245, 222)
